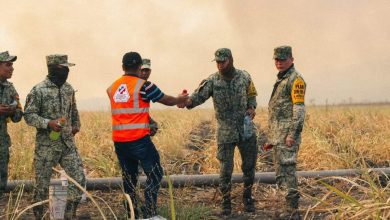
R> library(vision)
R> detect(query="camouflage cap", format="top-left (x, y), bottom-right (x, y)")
top-left (273, 46), bottom-right (292, 60)
top-left (46, 54), bottom-right (75, 67)
top-left (0, 51), bottom-right (17, 62)
top-left (212, 48), bottom-right (232, 62)
top-left (141, 58), bottom-right (151, 69)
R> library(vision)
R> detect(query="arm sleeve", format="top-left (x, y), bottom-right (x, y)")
top-left (187, 79), bottom-right (213, 109)
top-left (288, 104), bottom-right (305, 139)
top-left (71, 92), bottom-right (81, 130)
top-left (288, 77), bottom-right (306, 138)
top-left (247, 79), bottom-right (257, 109)
top-left (10, 86), bottom-right (23, 123)
top-left (24, 88), bottom-right (50, 129)
top-left (141, 81), bottom-right (164, 103)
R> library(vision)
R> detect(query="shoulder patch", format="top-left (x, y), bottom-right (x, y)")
top-left (247, 81), bottom-right (257, 97)
top-left (195, 79), bottom-right (208, 92)
top-left (291, 77), bottom-right (305, 104)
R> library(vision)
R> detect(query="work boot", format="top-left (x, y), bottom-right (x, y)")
top-left (279, 209), bottom-right (301, 220)
top-left (64, 200), bottom-right (79, 220)
top-left (33, 205), bottom-right (47, 220)
top-left (243, 197), bottom-right (255, 212)
top-left (243, 187), bottom-right (255, 212)
top-left (124, 200), bottom-right (139, 219)
top-left (290, 210), bottom-right (301, 220)
top-left (220, 205), bottom-right (232, 216)
top-left (281, 199), bottom-right (300, 220)
top-left (220, 197), bottom-right (232, 216)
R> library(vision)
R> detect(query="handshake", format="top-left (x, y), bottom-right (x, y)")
top-left (176, 89), bottom-right (192, 108)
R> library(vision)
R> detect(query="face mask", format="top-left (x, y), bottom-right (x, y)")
top-left (48, 66), bottom-right (69, 87)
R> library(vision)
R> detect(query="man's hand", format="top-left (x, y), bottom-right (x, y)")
top-left (246, 107), bottom-right (256, 119)
top-left (72, 128), bottom-right (80, 136)
top-left (0, 104), bottom-right (16, 116)
top-left (286, 135), bottom-right (296, 147)
top-left (176, 93), bottom-right (191, 108)
top-left (150, 127), bottom-right (158, 136)
top-left (48, 119), bottom-right (63, 132)
top-left (158, 92), bottom-right (189, 107)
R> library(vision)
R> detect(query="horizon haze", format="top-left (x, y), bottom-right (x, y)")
top-left (1, 0), bottom-right (390, 110)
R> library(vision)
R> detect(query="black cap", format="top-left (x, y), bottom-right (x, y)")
top-left (122, 52), bottom-right (142, 67)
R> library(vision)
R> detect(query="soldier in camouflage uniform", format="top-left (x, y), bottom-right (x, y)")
top-left (181, 48), bottom-right (258, 216)
top-left (24, 54), bottom-right (86, 219)
top-left (0, 51), bottom-right (23, 198)
top-left (140, 58), bottom-right (158, 136)
top-left (268, 46), bottom-right (306, 220)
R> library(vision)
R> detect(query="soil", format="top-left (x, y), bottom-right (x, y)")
top-left (1, 179), bottom-right (332, 220)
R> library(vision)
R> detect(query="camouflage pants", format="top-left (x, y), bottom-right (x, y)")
top-left (32, 142), bottom-right (85, 206)
top-left (217, 135), bottom-right (258, 203)
top-left (0, 135), bottom-right (10, 196)
top-left (273, 144), bottom-right (300, 209)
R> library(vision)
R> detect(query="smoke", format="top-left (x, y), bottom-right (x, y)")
top-left (1, 0), bottom-right (390, 109)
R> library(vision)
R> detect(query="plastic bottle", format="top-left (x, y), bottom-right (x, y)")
top-left (60, 170), bottom-right (68, 187)
top-left (243, 115), bottom-right (253, 140)
top-left (49, 118), bottom-right (65, 141)
top-left (6, 100), bottom-right (18, 123)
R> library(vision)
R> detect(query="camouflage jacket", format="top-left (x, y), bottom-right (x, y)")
top-left (24, 78), bottom-right (81, 148)
top-left (188, 68), bottom-right (257, 144)
top-left (0, 80), bottom-right (23, 141)
top-left (268, 66), bottom-right (306, 145)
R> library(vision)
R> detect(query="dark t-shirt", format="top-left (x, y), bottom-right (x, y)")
top-left (140, 81), bottom-right (164, 103)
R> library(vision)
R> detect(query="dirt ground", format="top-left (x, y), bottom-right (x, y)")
top-left (1, 178), bottom-right (333, 220)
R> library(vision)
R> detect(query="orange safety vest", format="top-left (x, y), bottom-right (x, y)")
top-left (107, 75), bottom-right (150, 142)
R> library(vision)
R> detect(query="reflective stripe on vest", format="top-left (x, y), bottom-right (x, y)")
top-left (111, 107), bottom-right (149, 115)
top-left (112, 123), bottom-right (149, 130)
top-left (109, 75), bottom-right (150, 142)
top-left (133, 78), bottom-right (143, 108)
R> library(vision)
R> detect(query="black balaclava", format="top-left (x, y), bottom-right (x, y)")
top-left (47, 65), bottom-right (69, 87)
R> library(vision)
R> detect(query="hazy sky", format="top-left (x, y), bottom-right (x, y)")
top-left (1, 0), bottom-right (389, 110)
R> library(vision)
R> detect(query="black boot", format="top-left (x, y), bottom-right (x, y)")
top-left (221, 198), bottom-right (232, 216)
top-left (243, 187), bottom-right (255, 212)
top-left (220, 190), bottom-right (232, 216)
top-left (289, 210), bottom-right (301, 220)
top-left (64, 200), bottom-right (79, 220)
top-left (124, 199), bottom-right (139, 219)
top-left (33, 205), bottom-right (46, 220)
top-left (281, 199), bottom-right (300, 220)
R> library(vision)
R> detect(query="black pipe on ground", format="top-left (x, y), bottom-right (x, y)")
top-left (6, 168), bottom-right (390, 192)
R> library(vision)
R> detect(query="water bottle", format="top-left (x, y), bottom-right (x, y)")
top-left (6, 100), bottom-right (18, 123)
top-left (60, 170), bottom-right (68, 187)
top-left (49, 118), bottom-right (65, 141)
top-left (243, 115), bottom-right (253, 140)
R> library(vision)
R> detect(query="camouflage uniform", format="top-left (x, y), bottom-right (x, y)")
top-left (24, 55), bottom-right (85, 219)
top-left (142, 59), bottom-right (159, 136)
top-left (188, 48), bottom-right (258, 213)
top-left (0, 51), bottom-right (22, 197)
top-left (268, 46), bottom-right (306, 211)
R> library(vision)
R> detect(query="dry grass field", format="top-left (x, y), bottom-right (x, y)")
top-left (7, 105), bottom-right (390, 178)
top-left (3, 105), bottom-right (390, 219)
